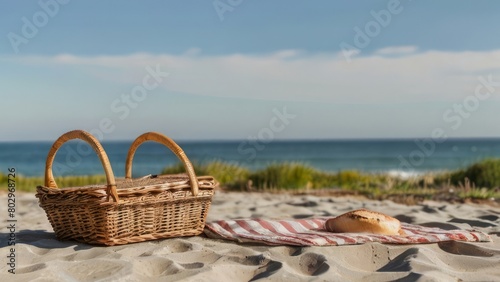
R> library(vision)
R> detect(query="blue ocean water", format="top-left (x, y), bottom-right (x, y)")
top-left (1, 138), bottom-right (500, 178)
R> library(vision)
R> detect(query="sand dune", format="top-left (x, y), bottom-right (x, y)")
top-left (1, 192), bottom-right (499, 281)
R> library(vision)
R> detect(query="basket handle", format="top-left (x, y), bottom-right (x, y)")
top-left (44, 130), bottom-right (119, 202)
top-left (125, 132), bottom-right (199, 196)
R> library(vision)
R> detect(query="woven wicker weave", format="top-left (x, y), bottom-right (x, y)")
top-left (36, 130), bottom-right (216, 246)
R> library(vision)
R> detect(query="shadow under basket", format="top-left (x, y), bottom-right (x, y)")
top-left (36, 130), bottom-right (217, 246)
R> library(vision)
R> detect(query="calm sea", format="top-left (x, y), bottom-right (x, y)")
top-left (2, 139), bottom-right (500, 178)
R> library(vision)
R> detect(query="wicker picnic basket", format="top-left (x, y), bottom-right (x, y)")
top-left (36, 130), bottom-right (217, 245)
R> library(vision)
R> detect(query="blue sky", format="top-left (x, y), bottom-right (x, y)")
top-left (1, 0), bottom-right (500, 141)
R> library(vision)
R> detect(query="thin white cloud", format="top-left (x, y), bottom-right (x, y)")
top-left (272, 49), bottom-right (303, 59)
top-left (374, 45), bottom-right (418, 55)
top-left (4, 48), bottom-right (500, 104)
top-left (183, 48), bottom-right (202, 57)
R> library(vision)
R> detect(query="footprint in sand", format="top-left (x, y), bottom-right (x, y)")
top-left (133, 257), bottom-right (178, 276)
top-left (438, 241), bottom-right (496, 257)
top-left (228, 254), bottom-right (267, 266)
top-left (14, 263), bottom-right (47, 274)
top-left (286, 201), bottom-right (318, 207)
top-left (478, 215), bottom-right (499, 222)
top-left (65, 260), bottom-right (130, 280)
top-left (377, 248), bottom-right (419, 272)
top-left (298, 252), bottom-right (330, 276)
top-left (180, 262), bottom-right (205, 269)
top-left (63, 248), bottom-right (120, 261)
top-left (448, 217), bottom-right (497, 228)
top-left (249, 260), bottom-right (283, 281)
top-left (166, 240), bottom-right (202, 253)
top-left (394, 214), bottom-right (414, 224)
top-left (292, 214), bottom-right (314, 219)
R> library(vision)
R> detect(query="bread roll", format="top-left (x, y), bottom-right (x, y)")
top-left (325, 209), bottom-right (404, 235)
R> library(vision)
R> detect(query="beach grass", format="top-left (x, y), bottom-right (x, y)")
top-left (0, 174), bottom-right (108, 192)
top-left (448, 158), bottom-right (500, 188)
top-left (160, 160), bottom-right (500, 203)
top-left (162, 160), bottom-right (251, 190)
top-left (3, 159), bottom-right (500, 203)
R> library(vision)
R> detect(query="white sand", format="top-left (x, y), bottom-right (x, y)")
top-left (1, 191), bottom-right (499, 281)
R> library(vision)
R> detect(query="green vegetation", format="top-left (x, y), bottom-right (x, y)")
top-left (249, 163), bottom-right (315, 190)
top-left (0, 174), bottom-right (108, 192)
top-left (3, 158), bottom-right (500, 204)
top-left (449, 159), bottom-right (500, 188)
top-left (160, 160), bottom-right (500, 203)
top-left (162, 160), bottom-right (250, 189)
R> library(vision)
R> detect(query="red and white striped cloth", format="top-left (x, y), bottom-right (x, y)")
top-left (204, 218), bottom-right (491, 246)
